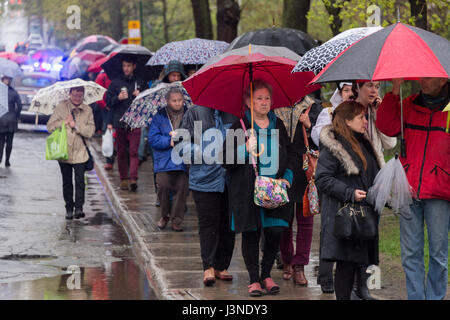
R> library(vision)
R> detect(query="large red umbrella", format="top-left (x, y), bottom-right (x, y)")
top-left (74, 50), bottom-right (106, 64)
top-left (87, 51), bottom-right (118, 73)
top-left (310, 22), bottom-right (449, 83)
top-left (183, 44), bottom-right (320, 119)
top-left (0, 52), bottom-right (28, 64)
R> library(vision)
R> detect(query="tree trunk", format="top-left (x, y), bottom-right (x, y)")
top-left (217, 0), bottom-right (241, 43)
top-left (109, 0), bottom-right (123, 40)
top-left (191, 0), bottom-right (213, 39)
top-left (323, 0), bottom-right (347, 36)
top-left (409, 0), bottom-right (427, 30)
top-left (282, 0), bottom-right (311, 33)
top-left (162, 0), bottom-right (169, 43)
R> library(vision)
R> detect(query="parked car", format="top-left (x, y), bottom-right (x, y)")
top-left (14, 72), bottom-right (57, 124)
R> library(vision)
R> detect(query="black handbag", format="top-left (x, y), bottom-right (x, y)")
top-left (333, 202), bottom-right (377, 240)
top-left (81, 136), bottom-right (94, 172)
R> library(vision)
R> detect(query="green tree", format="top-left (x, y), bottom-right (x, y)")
top-left (282, 0), bottom-right (311, 32)
top-left (191, 0), bottom-right (213, 39)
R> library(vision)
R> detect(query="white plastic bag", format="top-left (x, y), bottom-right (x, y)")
top-left (101, 129), bottom-right (114, 157)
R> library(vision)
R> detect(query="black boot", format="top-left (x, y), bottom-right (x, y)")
top-left (74, 208), bottom-right (85, 219)
top-left (352, 266), bottom-right (377, 300)
top-left (65, 208), bottom-right (73, 220)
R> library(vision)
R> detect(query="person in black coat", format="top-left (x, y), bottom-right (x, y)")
top-left (0, 76), bottom-right (22, 167)
top-left (315, 100), bottom-right (384, 300)
top-left (222, 80), bottom-right (297, 297)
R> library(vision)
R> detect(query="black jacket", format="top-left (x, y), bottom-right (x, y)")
top-left (105, 75), bottom-right (148, 128)
top-left (222, 114), bottom-right (298, 234)
top-left (315, 125), bottom-right (383, 265)
top-left (0, 86), bottom-right (22, 133)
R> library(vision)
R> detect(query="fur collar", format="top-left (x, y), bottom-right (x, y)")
top-left (319, 125), bottom-right (384, 175)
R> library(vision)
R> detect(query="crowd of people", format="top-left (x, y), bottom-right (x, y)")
top-left (3, 45), bottom-right (443, 300)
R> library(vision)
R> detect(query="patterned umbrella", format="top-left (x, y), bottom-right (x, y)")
top-left (292, 26), bottom-right (383, 74)
top-left (28, 78), bottom-right (106, 115)
top-left (0, 82), bottom-right (9, 118)
top-left (0, 57), bottom-right (22, 79)
top-left (121, 81), bottom-right (192, 129)
top-left (147, 38), bottom-right (229, 66)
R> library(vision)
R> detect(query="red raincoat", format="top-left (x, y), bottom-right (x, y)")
top-left (376, 92), bottom-right (450, 201)
top-left (95, 72), bottom-right (112, 109)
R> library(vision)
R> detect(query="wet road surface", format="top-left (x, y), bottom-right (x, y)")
top-left (0, 126), bottom-right (156, 300)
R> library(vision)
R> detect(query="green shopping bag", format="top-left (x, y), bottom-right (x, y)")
top-left (46, 121), bottom-right (69, 160)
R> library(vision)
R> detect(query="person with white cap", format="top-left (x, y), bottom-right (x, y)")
top-left (311, 82), bottom-right (352, 147)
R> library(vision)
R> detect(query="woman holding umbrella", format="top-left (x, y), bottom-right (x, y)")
top-left (0, 75), bottom-right (22, 167)
top-left (223, 80), bottom-right (296, 297)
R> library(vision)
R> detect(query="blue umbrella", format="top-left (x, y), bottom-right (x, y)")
top-left (0, 82), bottom-right (8, 118)
top-left (0, 58), bottom-right (22, 79)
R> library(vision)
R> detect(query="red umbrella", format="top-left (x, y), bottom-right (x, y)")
top-left (87, 51), bottom-right (118, 73)
top-left (74, 50), bottom-right (106, 64)
top-left (0, 52), bottom-right (28, 64)
top-left (311, 22), bottom-right (449, 83)
top-left (183, 44), bottom-right (320, 118)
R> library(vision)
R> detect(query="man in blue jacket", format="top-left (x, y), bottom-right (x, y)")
top-left (148, 87), bottom-right (188, 232)
top-left (178, 106), bottom-right (237, 286)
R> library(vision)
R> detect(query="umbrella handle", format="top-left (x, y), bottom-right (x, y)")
top-left (251, 144), bottom-right (265, 157)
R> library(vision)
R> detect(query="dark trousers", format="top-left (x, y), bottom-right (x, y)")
top-left (242, 227), bottom-right (284, 284)
top-left (317, 259), bottom-right (335, 285)
top-left (192, 189), bottom-right (235, 271)
top-left (0, 132), bottom-right (14, 164)
top-left (58, 162), bottom-right (86, 211)
top-left (116, 127), bottom-right (141, 181)
top-left (156, 171), bottom-right (189, 225)
top-left (334, 261), bottom-right (358, 300)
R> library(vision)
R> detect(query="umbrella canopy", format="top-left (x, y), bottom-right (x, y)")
top-left (0, 52), bottom-right (28, 65)
top-left (87, 51), bottom-right (118, 73)
top-left (311, 22), bottom-right (450, 83)
top-left (121, 81), bottom-right (193, 129)
top-left (60, 56), bottom-right (90, 80)
top-left (74, 50), bottom-right (106, 64)
top-left (293, 26), bottom-right (383, 74)
top-left (183, 44), bottom-right (320, 118)
top-left (101, 43), bottom-right (120, 55)
top-left (101, 44), bottom-right (153, 80)
top-left (225, 27), bottom-right (317, 56)
top-left (147, 38), bottom-right (229, 66)
top-left (29, 78), bottom-right (106, 115)
top-left (31, 46), bottom-right (64, 62)
top-left (0, 57), bottom-right (22, 78)
top-left (146, 38), bottom-right (228, 80)
top-left (70, 35), bottom-right (118, 57)
top-left (0, 82), bottom-right (9, 118)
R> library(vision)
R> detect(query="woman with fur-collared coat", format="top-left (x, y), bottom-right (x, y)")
top-left (315, 101), bottom-right (384, 300)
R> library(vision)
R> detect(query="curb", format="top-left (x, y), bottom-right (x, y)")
top-left (90, 143), bottom-right (185, 300)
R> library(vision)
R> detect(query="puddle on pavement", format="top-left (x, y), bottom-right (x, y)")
top-left (0, 259), bottom-right (157, 300)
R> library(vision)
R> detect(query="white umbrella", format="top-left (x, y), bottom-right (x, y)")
top-left (0, 82), bottom-right (8, 118)
top-left (29, 78), bottom-right (106, 116)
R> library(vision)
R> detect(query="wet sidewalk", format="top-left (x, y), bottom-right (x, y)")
top-left (90, 137), bottom-right (334, 300)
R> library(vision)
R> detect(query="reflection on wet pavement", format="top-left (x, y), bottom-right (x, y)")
top-left (0, 129), bottom-right (156, 300)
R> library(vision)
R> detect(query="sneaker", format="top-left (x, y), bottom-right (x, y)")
top-left (104, 163), bottom-right (113, 171)
top-left (248, 282), bottom-right (263, 297)
top-left (5, 161), bottom-right (10, 167)
top-left (321, 281), bottom-right (334, 294)
top-left (262, 277), bottom-right (280, 295)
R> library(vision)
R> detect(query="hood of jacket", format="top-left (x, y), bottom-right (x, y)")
top-left (319, 124), bottom-right (384, 175)
top-left (163, 60), bottom-right (187, 83)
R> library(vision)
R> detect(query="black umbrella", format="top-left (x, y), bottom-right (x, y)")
top-left (101, 44), bottom-right (153, 80)
top-left (225, 27), bottom-right (317, 56)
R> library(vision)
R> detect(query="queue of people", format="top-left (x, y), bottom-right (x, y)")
top-left (43, 50), bottom-right (448, 301)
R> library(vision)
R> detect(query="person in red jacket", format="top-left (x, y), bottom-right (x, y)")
top-left (95, 71), bottom-right (115, 170)
top-left (376, 77), bottom-right (449, 300)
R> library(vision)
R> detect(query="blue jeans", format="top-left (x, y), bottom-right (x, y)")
top-left (400, 199), bottom-right (450, 300)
